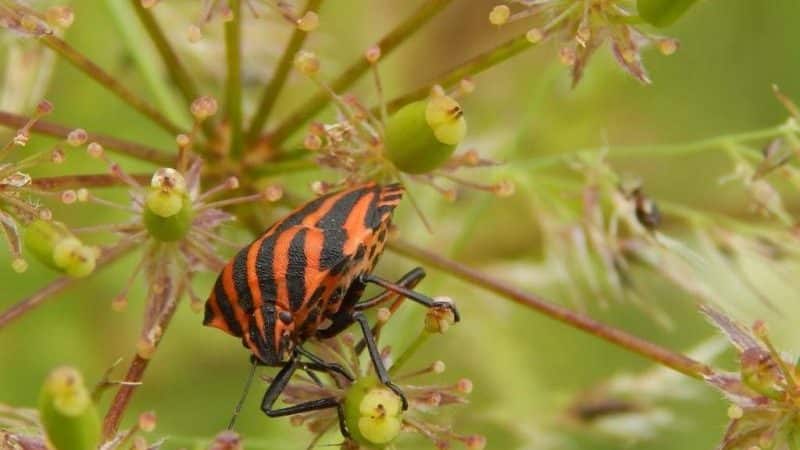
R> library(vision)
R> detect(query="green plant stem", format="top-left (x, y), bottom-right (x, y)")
top-left (247, 157), bottom-right (319, 178)
top-left (39, 35), bottom-right (183, 136)
top-left (0, 242), bottom-right (134, 330)
top-left (225, 0), bottom-right (244, 158)
top-left (0, 110), bottom-right (173, 165)
top-left (389, 330), bottom-right (431, 375)
top-left (387, 239), bottom-right (714, 380)
top-left (517, 119), bottom-right (800, 171)
top-left (104, 0), bottom-right (188, 128)
top-left (127, 0), bottom-right (218, 141)
top-left (245, 0), bottom-right (325, 144)
top-left (383, 35), bottom-right (533, 115)
top-left (268, 0), bottom-right (455, 145)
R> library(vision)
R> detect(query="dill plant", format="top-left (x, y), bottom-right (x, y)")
top-left (1, 1), bottom-right (799, 450)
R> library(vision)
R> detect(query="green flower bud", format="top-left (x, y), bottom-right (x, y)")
top-left (637, 0), bottom-right (699, 27)
top-left (39, 367), bottom-right (100, 450)
top-left (384, 94), bottom-right (467, 174)
top-left (143, 168), bottom-right (194, 241)
top-left (24, 220), bottom-right (96, 278)
top-left (343, 377), bottom-right (404, 448)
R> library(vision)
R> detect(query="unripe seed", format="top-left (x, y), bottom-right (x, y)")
top-left (25, 220), bottom-right (96, 277)
top-left (11, 258), bottom-right (28, 273)
top-left (489, 5), bottom-right (510, 25)
top-left (66, 129), bottom-right (88, 147)
top-left (191, 96), bottom-right (218, 121)
top-left (384, 95), bottom-right (467, 174)
top-left (39, 366), bottom-right (100, 450)
top-left (344, 377), bottom-right (404, 448)
top-left (297, 11), bottom-right (319, 31)
top-left (295, 50), bottom-right (320, 75)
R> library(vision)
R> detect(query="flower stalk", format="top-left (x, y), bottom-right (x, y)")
top-left (268, 0), bottom-right (455, 145)
top-left (224, 0), bottom-right (243, 158)
top-left (388, 239), bottom-right (714, 380)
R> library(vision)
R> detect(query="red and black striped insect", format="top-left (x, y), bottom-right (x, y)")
top-left (204, 183), bottom-right (459, 429)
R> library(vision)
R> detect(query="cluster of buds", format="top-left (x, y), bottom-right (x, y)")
top-left (267, 303), bottom-right (483, 449)
top-left (488, 0), bottom-right (681, 85)
top-left (701, 306), bottom-right (800, 450)
top-left (0, 101), bottom-right (99, 275)
top-left (298, 48), bottom-right (512, 201)
top-left (0, 1), bottom-right (74, 36)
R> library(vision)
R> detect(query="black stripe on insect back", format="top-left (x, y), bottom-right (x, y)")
top-left (256, 234), bottom-right (278, 303)
top-left (315, 187), bottom-right (367, 269)
top-left (232, 248), bottom-right (252, 313)
top-left (214, 280), bottom-right (243, 336)
top-left (286, 228), bottom-right (308, 312)
top-left (364, 187), bottom-right (383, 230)
top-left (315, 187), bottom-right (368, 230)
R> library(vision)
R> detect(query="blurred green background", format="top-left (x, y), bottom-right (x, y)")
top-left (2, 0), bottom-right (800, 449)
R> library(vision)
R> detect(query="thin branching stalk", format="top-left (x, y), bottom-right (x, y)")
top-left (0, 110), bottom-right (174, 164)
top-left (387, 239), bottom-right (714, 380)
top-left (0, 242), bottom-right (135, 330)
top-left (31, 173), bottom-right (151, 190)
top-left (268, 0), bottom-right (456, 145)
top-left (225, 0), bottom-right (244, 158)
top-left (245, 0), bottom-right (325, 144)
top-left (39, 35), bottom-right (183, 135)
top-left (129, 1), bottom-right (201, 106)
top-left (383, 35), bottom-right (532, 114)
top-left (128, 0), bottom-right (218, 142)
top-left (101, 278), bottom-right (185, 440)
top-left (516, 119), bottom-right (800, 171)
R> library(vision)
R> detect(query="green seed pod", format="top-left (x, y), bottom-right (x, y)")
top-left (343, 376), bottom-right (404, 448)
top-left (39, 367), bottom-right (100, 450)
top-left (143, 168), bottom-right (194, 242)
top-left (637, 0), bottom-right (699, 27)
top-left (24, 219), bottom-right (96, 277)
top-left (384, 94), bottom-right (467, 174)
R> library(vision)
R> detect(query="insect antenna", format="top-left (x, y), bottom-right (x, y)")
top-left (227, 357), bottom-right (259, 430)
top-left (397, 173), bottom-right (433, 234)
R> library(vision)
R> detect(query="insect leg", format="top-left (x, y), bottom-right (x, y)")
top-left (296, 346), bottom-right (354, 382)
top-left (317, 268), bottom-right (427, 340)
top-left (261, 356), bottom-right (340, 418)
top-left (352, 311), bottom-right (408, 410)
top-left (360, 270), bottom-right (460, 322)
top-left (227, 357), bottom-right (259, 430)
top-left (353, 267), bottom-right (426, 311)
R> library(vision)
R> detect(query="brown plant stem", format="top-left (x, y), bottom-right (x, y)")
top-left (39, 35), bottom-right (183, 136)
top-left (268, 0), bottom-right (455, 145)
top-left (0, 110), bottom-right (173, 165)
top-left (225, 0), bottom-right (244, 158)
top-left (0, 242), bottom-right (134, 330)
top-left (245, 0), bottom-right (325, 144)
top-left (31, 173), bottom-right (151, 190)
top-left (383, 35), bottom-right (533, 114)
top-left (387, 239), bottom-right (714, 380)
top-left (101, 276), bottom-right (184, 440)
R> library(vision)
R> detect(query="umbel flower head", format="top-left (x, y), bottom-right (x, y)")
top-left (70, 134), bottom-right (274, 358)
top-left (265, 302), bottom-right (483, 449)
top-left (297, 48), bottom-right (513, 201)
top-left (489, 0), bottom-right (680, 85)
top-left (701, 305), bottom-right (800, 450)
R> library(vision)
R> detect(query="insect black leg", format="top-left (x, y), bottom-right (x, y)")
top-left (359, 270), bottom-right (460, 322)
top-left (317, 268), bottom-right (427, 340)
top-left (353, 267), bottom-right (426, 311)
top-left (296, 346), bottom-right (354, 382)
top-left (352, 311), bottom-right (408, 410)
top-left (261, 356), bottom-right (340, 418)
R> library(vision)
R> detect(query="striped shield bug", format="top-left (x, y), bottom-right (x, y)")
top-left (203, 183), bottom-right (460, 431)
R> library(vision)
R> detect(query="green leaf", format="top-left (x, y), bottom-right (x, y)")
top-left (638, 0), bottom-right (700, 27)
